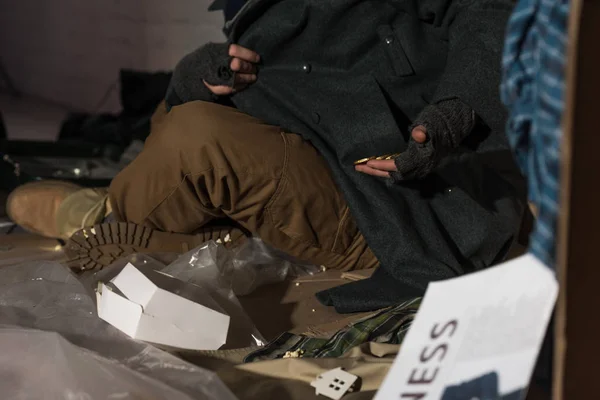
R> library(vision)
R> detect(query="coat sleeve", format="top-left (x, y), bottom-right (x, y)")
top-left (389, 0), bottom-right (514, 182)
top-left (391, 0), bottom-right (513, 182)
top-left (427, 0), bottom-right (514, 134)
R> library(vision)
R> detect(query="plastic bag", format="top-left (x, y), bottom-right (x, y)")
top-left (0, 238), bottom-right (321, 399)
top-left (228, 238), bottom-right (322, 296)
top-left (0, 261), bottom-right (237, 400)
top-left (163, 238), bottom-right (321, 297)
top-left (80, 247), bottom-right (266, 348)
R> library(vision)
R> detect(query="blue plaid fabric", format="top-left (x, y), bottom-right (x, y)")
top-left (500, 0), bottom-right (571, 268)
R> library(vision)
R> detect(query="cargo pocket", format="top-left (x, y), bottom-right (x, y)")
top-left (377, 25), bottom-right (415, 77)
top-left (265, 132), bottom-right (360, 254)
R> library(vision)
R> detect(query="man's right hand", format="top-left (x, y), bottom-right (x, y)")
top-left (204, 44), bottom-right (260, 96)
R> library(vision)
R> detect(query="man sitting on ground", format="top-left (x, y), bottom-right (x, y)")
top-left (7, 0), bottom-right (525, 312)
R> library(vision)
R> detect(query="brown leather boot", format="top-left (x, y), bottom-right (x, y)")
top-left (7, 182), bottom-right (248, 271)
top-left (6, 181), bottom-right (109, 239)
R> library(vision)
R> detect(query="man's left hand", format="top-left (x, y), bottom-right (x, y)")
top-left (355, 126), bottom-right (427, 178)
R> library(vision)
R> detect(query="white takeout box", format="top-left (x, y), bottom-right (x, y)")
top-left (97, 263), bottom-right (230, 351)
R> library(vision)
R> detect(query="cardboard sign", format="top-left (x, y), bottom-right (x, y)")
top-left (97, 263), bottom-right (230, 351)
top-left (375, 254), bottom-right (558, 400)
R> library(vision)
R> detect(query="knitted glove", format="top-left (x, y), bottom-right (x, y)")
top-left (165, 42), bottom-right (234, 108)
top-left (390, 98), bottom-right (476, 182)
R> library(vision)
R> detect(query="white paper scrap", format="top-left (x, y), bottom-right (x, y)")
top-left (374, 254), bottom-right (558, 400)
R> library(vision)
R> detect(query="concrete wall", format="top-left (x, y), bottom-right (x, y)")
top-left (0, 0), bottom-right (225, 112)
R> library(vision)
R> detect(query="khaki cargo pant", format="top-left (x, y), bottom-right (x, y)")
top-left (109, 101), bottom-right (378, 271)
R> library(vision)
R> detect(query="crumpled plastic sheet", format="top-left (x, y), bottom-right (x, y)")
top-left (0, 238), bottom-right (320, 399)
top-left (166, 238), bottom-right (321, 296)
top-left (0, 261), bottom-right (238, 400)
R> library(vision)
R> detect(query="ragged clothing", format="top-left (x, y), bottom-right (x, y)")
top-left (167, 0), bottom-right (527, 312)
top-left (501, 0), bottom-right (571, 267)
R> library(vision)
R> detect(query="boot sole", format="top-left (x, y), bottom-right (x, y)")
top-left (64, 222), bottom-right (209, 271)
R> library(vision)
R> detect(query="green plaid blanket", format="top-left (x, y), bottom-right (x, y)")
top-left (245, 297), bottom-right (421, 362)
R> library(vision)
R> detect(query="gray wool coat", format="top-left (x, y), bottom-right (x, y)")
top-left (172, 0), bottom-right (526, 312)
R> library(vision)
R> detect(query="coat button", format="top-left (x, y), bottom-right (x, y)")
top-left (302, 63), bottom-right (312, 73)
top-left (312, 112), bottom-right (320, 124)
top-left (384, 36), bottom-right (394, 45)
